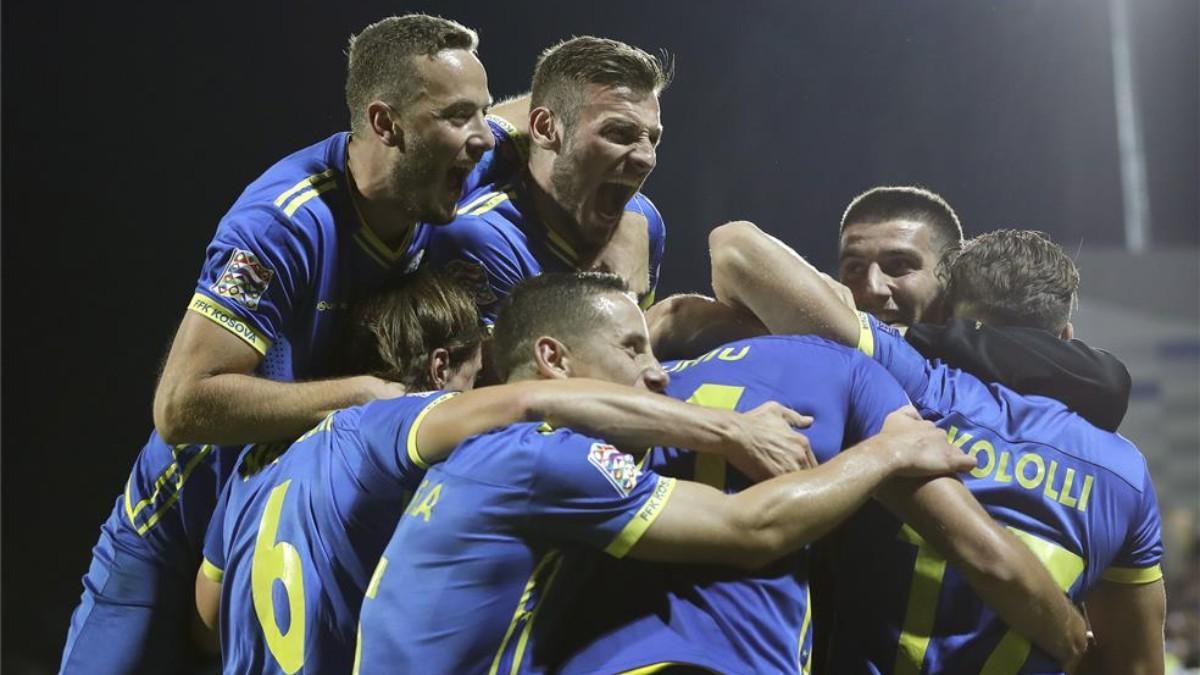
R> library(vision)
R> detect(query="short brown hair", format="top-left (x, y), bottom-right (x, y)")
top-left (492, 272), bottom-right (630, 382)
top-left (530, 36), bottom-right (671, 130)
top-left (336, 269), bottom-right (483, 390)
top-left (942, 229), bottom-right (1079, 332)
top-left (841, 186), bottom-right (964, 258)
top-left (345, 15), bottom-right (478, 134)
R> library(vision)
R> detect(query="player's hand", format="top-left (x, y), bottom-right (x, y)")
top-left (358, 376), bottom-right (408, 403)
top-left (726, 401), bottom-right (817, 481)
top-left (818, 272), bottom-right (857, 311)
top-left (878, 407), bottom-right (976, 477)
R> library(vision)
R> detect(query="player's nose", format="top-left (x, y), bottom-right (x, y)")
top-left (864, 263), bottom-right (892, 298)
top-left (627, 139), bottom-right (656, 176)
top-left (641, 361), bottom-right (670, 394)
top-left (465, 115), bottom-right (495, 160)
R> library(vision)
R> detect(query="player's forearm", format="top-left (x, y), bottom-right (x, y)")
top-left (157, 373), bottom-right (393, 444)
top-left (730, 438), bottom-right (899, 567)
top-left (709, 220), bottom-right (860, 345)
top-left (490, 93), bottom-right (530, 134)
top-left (880, 477), bottom-right (1090, 668)
top-left (529, 379), bottom-right (742, 455)
top-left (646, 294), bottom-right (768, 361)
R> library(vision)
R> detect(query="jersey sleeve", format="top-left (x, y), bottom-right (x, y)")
top-left (462, 116), bottom-right (528, 195)
top-left (525, 432), bottom-right (677, 559)
top-left (189, 206), bottom-right (314, 357)
top-left (845, 352), bottom-right (912, 443)
top-left (626, 192), bottom-right (666, 309)
top-left (859, 311), bottom-right (957, 415)
top-left (200, 481), bottom-right (231, 583)
top-left (425, 215), bottom-right (525, 325)
top-left (1101, 462), bottom-right (1165, 584)
top-left (357, 391), bottom-right (460, 490)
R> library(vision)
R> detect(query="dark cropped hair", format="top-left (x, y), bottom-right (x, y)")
top-left (336, 269), bottom-right (483, 391)
top-left (345, 14), bottom-right (479, 134)
top-left (840, 186), bottom-right (965, 258)
top-left (942, 229), bottom-right (1080, 332)
top-left (531, 36), bottom-right (672, 130)
top-left (492, 272), bottom-right (630, 381)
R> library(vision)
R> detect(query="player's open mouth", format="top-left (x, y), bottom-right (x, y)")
top-left (595, 181), bottom-right (637, 220)
top-left (446, 166), bottom-right (471, 200)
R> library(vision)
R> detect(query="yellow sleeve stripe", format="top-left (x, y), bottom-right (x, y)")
top-left (639, 289), bottom-right (657, 310)
top-left (282, 179), bottom-right (338, 217)
top-left (486, 114), bottom-right (521, 139)
top-left (274, 169), bottom-right (336, 207)
top-left (201, 558), bottom-right (224, 583)
top-left (605, 477), bottom-right (677, 559)
top-left (406, 392), bottom-right (462, 470)
top-left (187, 292), bottom-right (273, 356)
top-left (485, 114), bottom-right (529, 160)
top-left (459, 190), bottom-right (500, 215)
top-left (466, 192), bottom-right (510, 217)
top-left (855, 311), bottom-right (875, 358)
top-left (1102, 564), bottom-right (1163, 584)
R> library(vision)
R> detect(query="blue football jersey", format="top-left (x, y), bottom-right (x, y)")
top-left (201, 392), bottom-right (456, 674)
top-left (826, 314), bottom-right (1165, 675)
top-left (557, 336), bottom-right (912, 675)
top-left (425, 174), bottom-right (667, 323)
top-left (354, 423), bottom-right (678, 675)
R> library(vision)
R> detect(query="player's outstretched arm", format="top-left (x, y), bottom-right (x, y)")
top-left (878, 477), bottom-right (1091, 670)
top-left (646, 293), bottom-right (768, 361)
top-left (629, 407), bottom-right (974, 569)
top-left (413, 378), bottom-right (816, 479)
top-left (709, 219), bottom-right (862, 344)
top-left (1077, 579), bottom-right (1166, 675)
top-left (154, 313), bottom-right (405, 444)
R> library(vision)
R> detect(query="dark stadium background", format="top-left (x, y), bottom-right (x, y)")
top-left (3, 1), bottom-right (1196, 671)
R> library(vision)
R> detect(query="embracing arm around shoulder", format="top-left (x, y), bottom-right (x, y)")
top-left (628, 407), bottom-right (974, 570)
top-left (1078, 578), bottom-right (1166, 675)
top-left (709, 219), bottom-right (861, 344)
top-left (489, 93), bottom-right (531, 134)
top-left (154, 312), bottom-right (404, 444)
top-left (413, 378), bottom-right (816, 479)
top-left (877, 477), bottom-right (1091, 670)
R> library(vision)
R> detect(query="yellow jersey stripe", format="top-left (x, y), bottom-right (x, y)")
top-left (856, 311), bottom-right (875, 358)
top-left (273, 169), bottom-right (336, 207)
top-left (639, 289), bottom-right (657, 310)
top-left (620, 665), bottom-right (705, 675)
top-left (365, 557), bottom-right (389, 599)
top-left (352, 231), bottom-right (392, 269)
top-left (124, 445), bottom-right (214, 536)
top-left (406, 392), bottom-right (461, 470)
top-left (201, 558), bottom-right (224, 583)
top-left (489, 550), bottom-right (562, 675)
top-left (282, 179), bottom-right (338, 217)
top-left (468, 192), bottom-right (510, 216)
top-left (541, 221), bottom-right (580, 264)
top-left (797, 584), bottom-right (812, 674)
top-left (459, 190), bottom-right (499, 215)
top-left (893, 525), bottom-right (947, 675)
top-left (188, 292), bottom-right (273, 355)
top-left (509, 554), bottom-right (565, 675)
top-left (1102, 564), bottom-right (1163, 584)
top-left (605, 477), bottom-right (677, 558)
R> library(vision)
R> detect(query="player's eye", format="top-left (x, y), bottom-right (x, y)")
top-left (602, 126), bottom-right (639, 145)
top-left (840, 261), bottom-right (864, 278)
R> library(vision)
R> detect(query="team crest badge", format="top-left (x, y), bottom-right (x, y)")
top-left (587, 443), bottom-right (640, 496)
top-left (444, 259), bottom-right (497, 305)
top-left (212, 249), bottom-right (274, 310)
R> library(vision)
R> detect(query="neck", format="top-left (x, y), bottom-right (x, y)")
top-left (525, 158), bottom-right (594, 261)
top-left (346, 134), bottom-right (417, 246)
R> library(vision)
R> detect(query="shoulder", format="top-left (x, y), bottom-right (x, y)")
top-left (218, 134), bottom-right (348, 240)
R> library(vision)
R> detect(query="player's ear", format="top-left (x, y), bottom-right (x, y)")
top-left (528, 107), bottom-right (560, 151)
top-left (368, 101), bottom-right (404, 149)
top-left (428, 347), bottom-right (452, 389)
top-left (1060, 322), bottom-right (1074, 341)
top-left (532, 336), bottom-right (571, 380)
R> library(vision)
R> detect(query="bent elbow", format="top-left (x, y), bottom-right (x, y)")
top-left (153, 382), bottom-right (197, 445)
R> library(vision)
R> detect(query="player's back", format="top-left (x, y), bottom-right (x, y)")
top-left (827, 316), bottom-right (1164, 674)
top-left (204, 392), bottom-right (448, 674)
top-left (559, 335), bottom-right (910, 674)
top-left (356, 421), bottom-right (678, 675)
